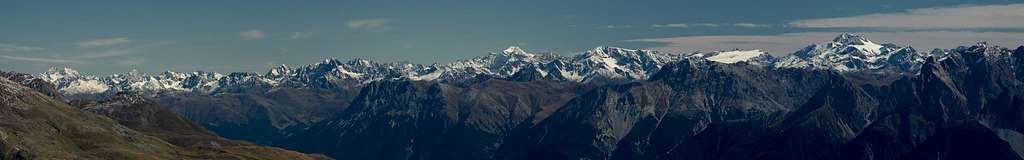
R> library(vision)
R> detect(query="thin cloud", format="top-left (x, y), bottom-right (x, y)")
top-left (1, 55), bottom-right (81, 64)
top-left (0, 43), bottom-right (45, 52)
top-left (790, 3), bottom-right (1024, 29)
top-left (603, 25), bottom-right (633, 29)
top-left (627, 31), bottom-right (1024, 55)
top-left (76, 38), bottom-right (131, 48)
top-left (733, 23), bottom-right (771, 28)
top-left (692, 23), bottom-right (720, 27)
top-left (652, 24), bottom-right (689, 28)
top-left (1, 41), bottom-right (170, 65)
top-left (76, 42), bottom-right (173, 59)
top-left (651, 23), bottom-right (721, 28)
top-left (346, 18), bottom-right (392, 31)
top-left (240, 30), bottom-right (265, 40)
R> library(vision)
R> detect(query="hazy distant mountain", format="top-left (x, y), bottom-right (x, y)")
top-left (28, 33), bottom-right (1024, 160)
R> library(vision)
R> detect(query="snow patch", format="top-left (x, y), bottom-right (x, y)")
top-left (410, 70), bottom-right (442, 81)
top-left (705, 50), bottom-right (766, 63)
top-left (60, 79), bottom-right (109, 94)
top-left (849, 41), bottom-right (884, 56)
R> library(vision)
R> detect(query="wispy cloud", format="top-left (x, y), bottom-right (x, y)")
top-left (2, 40), bottom-right (170, 65)
top-left (240, 30), bottom-right (265, 40)
top-left (733, 23), bottom-right (771, 28)
top-left (0, 43), bottom-right (45, 52)
top-left (1, 55), bottom-right (81, 64)
top-left (76, 38), bottom-right (131, 48)
top-left (603, 25), bottom-right (633, 29)
top-left (76, 42), bottom-right (173, 59)
top-left (652, 24), bottom-right (689, 28)
top-left (653, 23), bottom-right (770, 28)
top-left (692, 23), bottom-right (719, 27)
top-left (651, 23), bottom-right (721, 28)
top-left (628, 31), bottom-right (1024, 55)
top-left (790, 3), bottom-right (1024, 29)
top-left (346, 18), bottom-right (392, 31)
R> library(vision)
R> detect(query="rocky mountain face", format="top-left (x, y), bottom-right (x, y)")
top-left (149, 87), bottom-right (359, 144)
top-left (0, 73), bottom-right (327, 160)
top-left (30, 33), bottom-right (1024, 160)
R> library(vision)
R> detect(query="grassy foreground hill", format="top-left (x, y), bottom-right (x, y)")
top-left (0, 74), bottom-right (328, 160)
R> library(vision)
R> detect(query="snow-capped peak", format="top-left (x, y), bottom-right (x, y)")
top-left (830, 33), bottom-right (884, 56)
top-left (39, 66), bottom-right (111, 95)
top-left (690, 49), bottom-right (772, 64)
top-left (775, 33), bottom-right (924, 72)
top-left (41, 67), bottom-right (81, 81)
top-left (582, 46), bottom-right (641, 57)
top-left (267, 64), bottom-right (292, 77)
top-left (831, 33), bottom-right (871, 45)
top-left (503, 46), bottom-right (528, 55)
top-left (566, 46), bottom-right (676, 82)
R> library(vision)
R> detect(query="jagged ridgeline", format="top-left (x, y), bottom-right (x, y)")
top-left (26, 33), bottom-right (1024, 159)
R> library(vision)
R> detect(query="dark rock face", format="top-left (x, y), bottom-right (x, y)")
top-left (150, 87), bottom-right (359, 144)
top-left (282, 80), bottom-right (585, 160)
top-left (73, 92), bottom-right (332, 160)
top-left (284, 80), bottom-right (448, 160)
top-left (902, 122), bottom-right (1022, 160)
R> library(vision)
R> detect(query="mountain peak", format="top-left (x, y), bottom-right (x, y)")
top-left (47, 66), bottom-right (79, 75)
top-left (973, 41), bottom-right (990, 48)
top-left (503, 46), bottom-right (527, 55)
top-left (489, 46), bottom-right (538, 60)
top-left (775, 33), bottom-right (923, 72)
top-left (267, 64), bottom-right (292, 77)
top-left (832, 33), bottom-right (872, 45)
top-left (826, 33), bottom-right (886, 56)
top-left (41, 66), bottom-right (81, 81)
top-left (583, 46), bottom-right (644, 57)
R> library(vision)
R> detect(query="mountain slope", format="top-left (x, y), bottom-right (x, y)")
top-left (73, 92), bottom-right (331, 160)
top-left (0, 77), bottom-right (183, 159)
top-left (0, 73), bottom-right (326, 160)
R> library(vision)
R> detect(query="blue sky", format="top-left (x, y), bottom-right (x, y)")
top-left (2, 0), bottom-right (1023, 74)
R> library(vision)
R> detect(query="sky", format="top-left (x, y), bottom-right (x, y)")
top-left (2, 0), bottom-right (1024, 74)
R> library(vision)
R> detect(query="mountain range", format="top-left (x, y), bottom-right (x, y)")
top-left (9, 33), bottom-right (1024, 159)
top-left (38, 33), bottom-right (941, 96)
